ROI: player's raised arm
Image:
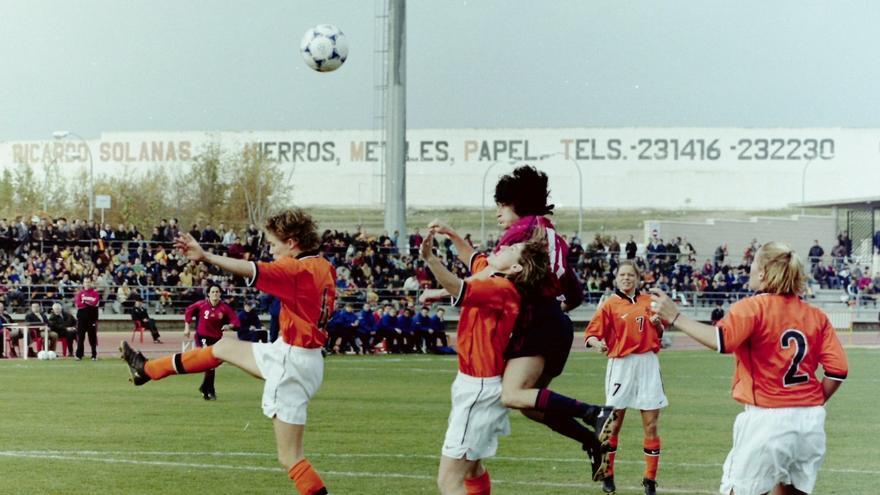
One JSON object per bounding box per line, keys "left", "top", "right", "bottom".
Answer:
{"left": 428, "top": 218, "right": 474, "bottom": 265}
{"left": 174, "top": 233, "right": 255, "bottom": 278}
{"left": 649, "top": 288, "right": 716, "bottom": 349}
{"left": 421, "top": 232, "right": 463, "bottom": 298}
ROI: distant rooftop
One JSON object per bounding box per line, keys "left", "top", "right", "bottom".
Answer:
{"left": 790, "top": 196, "right": 880, "bottom": 209}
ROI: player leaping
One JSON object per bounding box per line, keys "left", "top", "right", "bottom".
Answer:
{"left": 421, "top": 227, "right": 550, "bottom": 495}
{"left": 428, "top": 165, "right": 616, "bottom": 482}
{"left": 120, "top": 209, "right": 336, "bottom": 495}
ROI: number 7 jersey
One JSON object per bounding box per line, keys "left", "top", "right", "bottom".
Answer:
{"left": 716, "top": 293, "right": 848, "bottom": 408}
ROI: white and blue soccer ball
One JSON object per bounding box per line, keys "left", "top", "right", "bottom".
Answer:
{"left": 300, "top": 24, "right": 348, "bottom": 72}
{"left": 37, "top": 350, "right": 58, "bottom": 360}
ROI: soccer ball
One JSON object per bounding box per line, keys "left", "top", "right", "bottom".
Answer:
{"left": 37, "top": 350, "right": 48, "bottom": 360}
{"left": 47, "top": 350, "right": 58, "bottom": 360}
{"left": 300, "top": 24, "right": 348, "bottom": 72}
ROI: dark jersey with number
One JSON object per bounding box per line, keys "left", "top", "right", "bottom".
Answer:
{"left": 184, "top": 300, "right": 239, "bottom": 339}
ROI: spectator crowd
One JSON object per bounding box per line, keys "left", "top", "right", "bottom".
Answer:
{"left": 1, "top": 214, "right": 877, "bottom": 359}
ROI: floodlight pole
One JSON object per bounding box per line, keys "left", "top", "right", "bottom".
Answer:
{"left": 800, "top": 159, "right": 813, "bottom": 215}
{"left": 383, "top": 0, "right": 407, "bottom": 247}
{"left": 480, "top": 161, "right": 500, "bottom": 245}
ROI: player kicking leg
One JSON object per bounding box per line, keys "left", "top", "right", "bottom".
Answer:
{"left": 121, "top": 208, "right": 335, "bottom": 495}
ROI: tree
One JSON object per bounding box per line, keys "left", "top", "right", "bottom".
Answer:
{"left": 0, "top": 169, "right": 14, "bottom": 217}
{"left": 42, "top": 159, "right": 68, "bottom": 213}
{"left": 12, "top": 162, "right": 40, "bottom": 214}
{"left": 186, "top": 142, "right": 229, "bottom": 224}
{"left": 226, "top": 148, "right": 291, "bottom": 227}
{"left": 105, "top": 164, "right": 172, "bottom": 228}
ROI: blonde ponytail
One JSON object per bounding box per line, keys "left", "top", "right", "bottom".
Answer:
{"left": 758, "top": 241, "right": 806, "bottom": 295}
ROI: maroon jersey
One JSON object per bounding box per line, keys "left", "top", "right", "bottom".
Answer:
{"left": 184, "top": 300, "right": 240, "bottom": 339}
{"left": 75, "top": 288, "right": 101, "bottom": 309}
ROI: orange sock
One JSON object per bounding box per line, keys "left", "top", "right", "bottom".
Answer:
{"left": 606, "top": 435, "right": 619, "bottom": 477}
{"left": 643, "top": 436, "right": 661, "bottom": 480}
{"left": 144, "top": 346, "right": 222, "bottom": 380}
{"left": 288, "top": 459, "right": 327, "bottom": 495}
{"left": 463, "top": 470, "right": 491, "bottom": 495}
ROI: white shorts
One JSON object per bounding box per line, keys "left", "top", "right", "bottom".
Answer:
{"left": 441, "top": 373, "right": 510, "bottom": 461}
{"left": 604, "top": 352, "right": 668, "bottom": 410}
{"left": 252, "top": 339, "right": 324, "bottom": 425}
{"left": 720, "top": 405, "right": 826, "bottom": 495}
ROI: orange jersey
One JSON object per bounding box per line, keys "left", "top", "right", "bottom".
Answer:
{"left": 251, "top": 252, "right": 336, "bottom": 349}
{"left": 452, "top": 253, "right": 520, "bottom": 377}
{"left": 717, "top": 294, "right": 848, "bottom": 408}
{"left": 584, "top": 290, "right": 661, "bottom": 358}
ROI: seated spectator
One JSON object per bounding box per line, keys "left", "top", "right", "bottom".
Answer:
{"left": 710, "top": 301, "right": 725, "bottom": 325}
{"left": 427, "top": 307, "right": 449, "bottom": 351}
{"left": 376, "top": 306, "right": 402, "bottom": 353}
{"left": 412, "top": 306, "right": 433, "bottom": 353}
{"left": 131, "top": 297, "right": 163, "bottom": 344}
{"left": 325, "top": 303, "right": 359, "bottom": 354}
{"left": 355, "top": 303, "right": 378, "bottom": 354}
{"left": 396, "top": 307, "right": 415, "bottom": 353}
{"left": 0, "top": 302, "right": 13, "bottom": 358}
{"left": 236, "top": 300, "right": 267, "bottom": 343}
{"left": 115, "top": 281, "right": 133, "bottom": 314}
{"left": 47, "top": 302, "right": 77, "bottom": 354}
{"left": 13, "top": 302, "right": 49, "bottom": 357}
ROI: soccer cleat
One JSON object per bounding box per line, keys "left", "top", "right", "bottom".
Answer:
{"left": 582, "top": 439, "right": 608, "bottom": 482}
{"left": 602, "top": 475, "right": 616, "bottom": 494}
{"left": 119, "top": 341, "right": 151, "bottom": 386}
{"left": 593, "top": 407, "right": 619, "bottom": 447}
{"left": 642, "top": 477, "right": 657, "bottom": 495}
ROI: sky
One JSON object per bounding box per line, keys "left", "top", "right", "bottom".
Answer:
{"left": 1, "top": 0, "right": 880, "bottom": 142}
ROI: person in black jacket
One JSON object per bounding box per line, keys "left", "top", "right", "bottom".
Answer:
{"left": 236, "top": 300, "right": 267, "bottom": 343}
{"left": 131, "top": 298, "right": 162, "bottom": 344}
{"left": 47, "top": 303, "right": 77, "bottom": 355}
{"left": 0, "top": 302, "right": 13, "bottom": 358}
{"left": 710, "top": 301, "right": 725, "bottom": 325}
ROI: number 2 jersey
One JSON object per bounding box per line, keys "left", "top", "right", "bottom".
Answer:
{"left": 716, "top": 293, "right": 848, "bottom": 408}
{"left": 184, "top": 300, "right": 240, "bottom": 339}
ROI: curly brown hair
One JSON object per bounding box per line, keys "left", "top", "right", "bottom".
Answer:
{"left": 264, "top": 208, "right": 321, "bottom": 252}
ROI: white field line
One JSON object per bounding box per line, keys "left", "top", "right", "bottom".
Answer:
{"left": 0, "top": 450, "right": 717, "bottom": 494}
{"left": 1, "top": 450, "right": 876, "bottom": 476}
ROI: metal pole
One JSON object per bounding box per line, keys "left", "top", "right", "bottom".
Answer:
{"left": 800, "top": 159, "right": 813, "bottom": 215}
{"left": 568, "top": 158, "right": 584, "bottom": 241}
{"left": 481, "top": 161, "right": 499, "bottom": 245}
{"left": 383, "top": 0, "right": 407, "bottom": 247}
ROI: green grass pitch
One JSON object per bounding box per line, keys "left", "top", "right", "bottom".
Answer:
{"left": 1, "top": 347, "right": 876, "bottom": 494}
